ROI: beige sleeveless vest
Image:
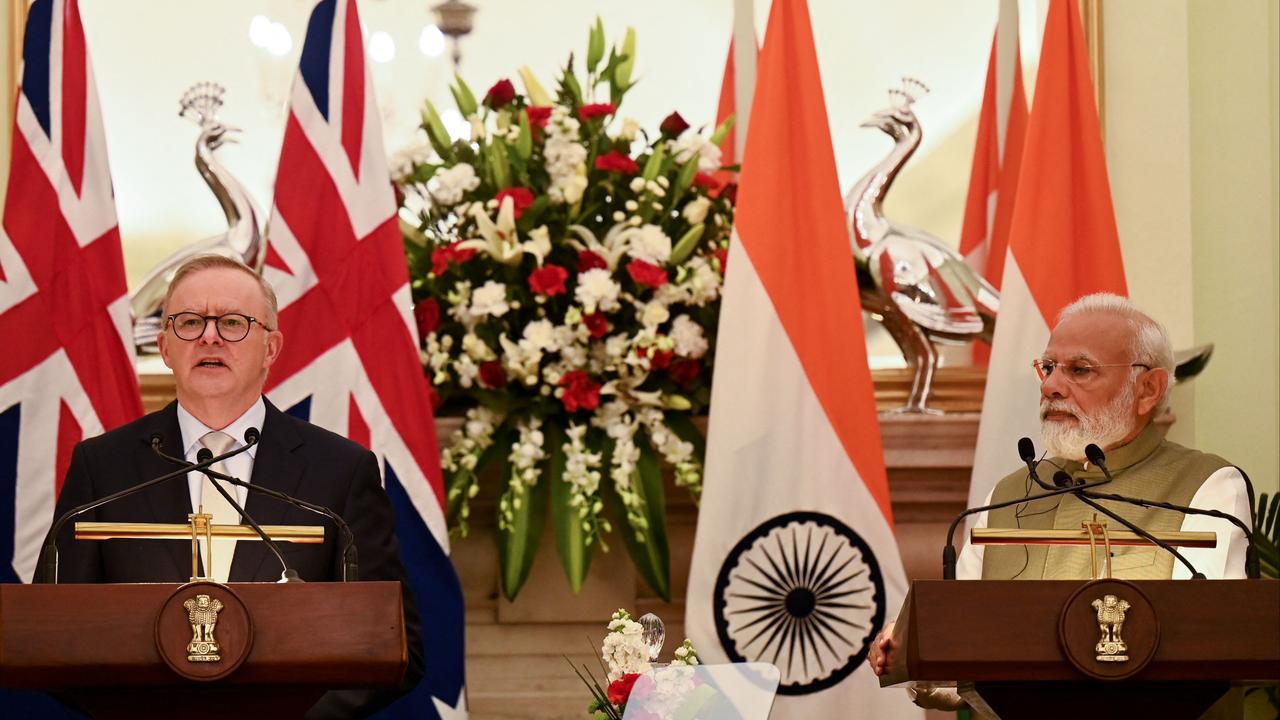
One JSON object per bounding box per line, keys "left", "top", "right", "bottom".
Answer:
{"left": 980, "top": 422, "right": 1230, "bottom": 580}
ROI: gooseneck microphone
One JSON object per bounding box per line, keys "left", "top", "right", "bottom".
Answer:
{"left": 152, "top": 429, "right": 359, "bottom": 582}
{"left": 1056, "top": 470, "right": 1261, "bottom": 579}
{"left": 36, "top": 431, "right": 260, "bottom": 584}
{"left": 192, "top": 442, "right": 301, "bottom": 584}
{"left": 1018, "top": 437, "right": 1054, "bottom": 491}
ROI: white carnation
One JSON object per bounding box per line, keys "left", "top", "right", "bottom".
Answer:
{"left": 627, "top": 224, "right": 673, "bottom": 265}
{"left": 574, "top": 268, "right": 621, "bottom": 313}
{"left": 640, "top": 300, "right": 670, "bottom": 328}
{"left": 470, "top": 281, "right": 510, "bottom": 318}
{"left": 429, "top": 163, "right": 480, "bottom": 206}
{"left": 671, "top": 130, "right": 723, "bottom": 174}
{"left": 682, "top": 196, "right": 711, "bottom": 225}
{"left": 521, "top": 319, "right": 558, "bottom": 353}
{"left": 670, "top": 314, "right": 708, "bottom": 358}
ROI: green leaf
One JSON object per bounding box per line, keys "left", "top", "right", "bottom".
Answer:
{"left": 641, "top": 143, "right": 666, "bottom": 182}
{"left": 604, "top": 434, "right": 670, "bottom": 600}
{"left": 515, "top": 109, "right": 533, "bottom": 160}
{"left": 669, "top": 223, "right": 705, "bottom": 265}
{"left": 450, "top": 75, "right": 479, "bottom": 119}
{"left": 550, "top": 425, "right": 594, "bottom": 592}
{"left": 486, "top": 138, "right": 512, "bottom": 190}
{"left": 497, "top": 451, "right": 550, "bottom": 601}
{"left": 709, "top": 113, "right": 736, "bottom": 146}
{"left": 420, "top": 100, "right": 454, "bottom": 161}
{"left": 586, "top": 17, "right": 605, "bottom": 74}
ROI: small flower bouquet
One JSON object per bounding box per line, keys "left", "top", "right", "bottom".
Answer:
{"left": 570, "top": 609, "right": 701, "bottom": 720}
{"left": 394, "top": 19, "right": 736, "bottom": 600}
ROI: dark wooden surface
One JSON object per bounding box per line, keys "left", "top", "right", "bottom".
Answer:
{"left": 886, "top": 579, "right": 1280, "bottom": 685}
{"left": 0, "top": 581, "right": 407, "bottom": 689}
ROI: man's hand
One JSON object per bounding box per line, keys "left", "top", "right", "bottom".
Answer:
{"left": 867, "top": 620, "right": 896, "bottom": 676}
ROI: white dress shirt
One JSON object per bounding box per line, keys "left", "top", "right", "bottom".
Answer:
{"left": 955, "top": 466, "right": 1252, "bottom": 580}
{"left": 177, "top": 397, "right": 266, "bottom": 513}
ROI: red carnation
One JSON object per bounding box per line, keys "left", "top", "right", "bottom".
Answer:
{"left": 626, "top": 259, "right": 669, "bottom": 289}
{"left": 413, "top": 298, "right": 440, "bottom": 337}
{"left": 660, "top": 111, "right": 690, "bottom": 136}
{"left": 719, "top": 182, "right": 739, "bottom": 204}
{"left": 648, "top": 349, "right": 673, "bottom": 371}
{"left": 558, "top": 370, "right": 601, "bottom": 413}
{"left": 431, "top": 242, "right": 477, "bottom": 275}
{"left": 582, "top": 312, "right": 609, "bottom": 339}
{"left": 577, "top": 250, "right": 609, "bottom": 272}
{"left": 607, "top": 673, "right": 641, "bottom": 706}
{"left": 595, "top": 150, "right": 639, "bottom": 176}
{"left": 670, "top": 358, "right": 701, "bottom": 386}
{"left": 495, "top": 186, "right": 535, "bottom": 218}
{"left": 484, "top": 79, "right": 516, "bottom": 109}
{"left": 693, "top": 172, "right": 720, "bottom": 191}
{"left": 528, "top": 264, "right": 569, "bottom": 297}
{"left": 525, "top": 106, "right": 552, "bottom": 130}
{"left": 578, "top": 102, "right": 616, "bottom": 121}
{"left": 478, "top": 360, "right": 508, "bottom": 389}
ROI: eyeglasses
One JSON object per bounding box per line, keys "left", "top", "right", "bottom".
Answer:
{"left": 166, "top": 312, "right": 273, "bottom": 342}
{"left": 1032, "top": 359, "right": 1151, "bottom": 386}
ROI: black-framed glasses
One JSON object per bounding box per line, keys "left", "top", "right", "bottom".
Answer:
{"left": 166, "top": 312, "right": 273, "bottom": 342}
{"left": 1032, "top": 358, "right": 1151, "bottom": 387}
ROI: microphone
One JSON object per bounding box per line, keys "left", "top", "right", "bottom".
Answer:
{"left": 1054, "top": 469, "right": 1260, "bottom": 579}
{"left": 1085, "top": 443, "right": 1109, "bottom": 477}
{"left": 942, "top": 474, "right": 1114, "bottom": 580}
{"left": 153, "top": 430, "right": 359, "bottom": 582}
{"left": 1018, "top": 437, "right": 1055, "bottom": 491}
{"left": 194, "top": 444, "right": 301, "bottom": 584}
{"left": 37, "top": 431, "right": 259, "bottom": 584}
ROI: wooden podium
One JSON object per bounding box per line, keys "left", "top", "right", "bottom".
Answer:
{"left": 881, "top": 580, "right": 1280, "bottom": 720}
{"left": 0, "top": 581, "right": 409, "bottom": 719}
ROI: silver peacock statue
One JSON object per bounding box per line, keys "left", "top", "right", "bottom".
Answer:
{"left": 846, "top": 79, "right": 999, "bottom": 413}
{"left": 130, "top": 83, "right": 266, "bottom": 353}
{"left": 846, "top": 79, "right": 1212, "bottom": 412}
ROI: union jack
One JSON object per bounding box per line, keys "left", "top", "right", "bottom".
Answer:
{"left": 0, "top": 0, "right": 141, "bottom": 586}
{"left": 262, "top": 1, "right": 465, "bottom": 717}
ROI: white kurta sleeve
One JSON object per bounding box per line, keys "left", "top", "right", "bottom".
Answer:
{"left": 1172, "top": 466, "right": 1252, "bottom": 580}
{"left": 954, "top": 487, "right": 995, "bottom": 580}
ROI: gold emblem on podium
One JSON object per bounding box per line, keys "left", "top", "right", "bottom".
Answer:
{"left": 1090, "top": 593, "right": 1131, "bottom": 662}
{"left": 184, "top": 594, "right": 225, "bottom": 662}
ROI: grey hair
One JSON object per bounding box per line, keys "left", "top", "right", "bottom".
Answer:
{"left": 1057, "top": 293, "right": 1174, "bottom": 409}
{"left": 162, "top": 254, "right": 279, "bottom": 328}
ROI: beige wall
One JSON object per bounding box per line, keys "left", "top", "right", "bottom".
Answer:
{"left": 1103, "top": 0, "right": 1280, "bottom": 499}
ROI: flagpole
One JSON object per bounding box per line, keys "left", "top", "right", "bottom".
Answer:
{"left": 731, "top": 0, "right": 755, "bottom": 160}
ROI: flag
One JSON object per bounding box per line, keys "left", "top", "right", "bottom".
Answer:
{"left": 957, "top": 0, "right": 1027, "bottom": 365}
{"left": 1, "top": 0, "right": 140, "bottom": 714}
{"left": 261, "top": 1, "right": 465, "bottom": 717}
{"left": 685, "top": 0, "right": 917, "bottom": 716}
{"left": 967, "top": 0, "right": 1128, "bottom": 513}
{"left": 1, "top": 0, "right": 141, "bottom": 584}
{"left": 712, "top": 36, "right": 755, "bottom": 190}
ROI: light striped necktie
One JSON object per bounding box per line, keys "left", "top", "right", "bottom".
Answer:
{"left": 198, "top": 430, "right": 239, "bottom": 583}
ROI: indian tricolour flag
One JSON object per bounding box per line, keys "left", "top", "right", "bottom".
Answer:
{"left": 684, "top": 0, "right": 917, "bottom": 717}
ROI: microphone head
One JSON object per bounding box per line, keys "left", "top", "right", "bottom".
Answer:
{"left": 197, "top": 448, "right": 214, "bottom": 463}
{"left": 1017, "top": 437, "right": 1037, "bottom": 464}
{"left": 244, "top": 427, "right": 260, "bottom": 445}
{"left": 1052, "top": 470, "right": 1074, "bottom": 488}
{"left": 148, "top": 432, "right": 164, "bottom": 448}
{"left": 1085, "top": 443, "right": 1106, "bottom": 466}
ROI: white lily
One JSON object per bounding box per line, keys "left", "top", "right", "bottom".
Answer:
{"left": 458, "top": 196, "right": 523, "bottom": 265}
{"left": 566, "top": 221, "right": 632, "bottom": 270}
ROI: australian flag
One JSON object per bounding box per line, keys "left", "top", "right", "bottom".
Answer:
{"left": 261, "top": 0, "right": 466, "bottom": 716}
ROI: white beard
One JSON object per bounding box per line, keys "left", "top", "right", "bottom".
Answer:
{"left": 1040, "top": 382, "right": 1136, "bottom": 461}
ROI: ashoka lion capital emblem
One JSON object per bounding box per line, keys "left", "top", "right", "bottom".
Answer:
{"left": 184, "top": 594, "right": 225, "bottom": 662}
{"left": 1091, "top": 593, "right": 1131, "bottom": 662}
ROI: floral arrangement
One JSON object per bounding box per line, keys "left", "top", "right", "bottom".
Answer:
{"left": 394, "top": 19, "right": 736, "bottom": 600}
{"left": 569, "top": 609, "right": 701, "bottom": 720}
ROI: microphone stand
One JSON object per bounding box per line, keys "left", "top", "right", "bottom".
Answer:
{"left": 152, "top": 437, "right": 359, "bottom": 582}
{"left": 36, "top": 435, "right": 258, "bottom": 584}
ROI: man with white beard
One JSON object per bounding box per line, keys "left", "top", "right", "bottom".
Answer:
{"left": 867, "top": 293, "right": 1251, "bottom": 711}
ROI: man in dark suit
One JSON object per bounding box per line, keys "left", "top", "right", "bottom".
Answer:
{"left": 45, "top": 254, "right": 423, "bottom": 718}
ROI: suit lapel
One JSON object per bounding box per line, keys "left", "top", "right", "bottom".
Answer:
{"left": 134, "top": 402, "right": 195, "bottom": 580}
{"left": 231, "top": 399, "right": 306, "bottom": 582}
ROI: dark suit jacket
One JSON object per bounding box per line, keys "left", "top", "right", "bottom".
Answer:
{"left": 46, "top": 398, "right": 425, "bottom": 718}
